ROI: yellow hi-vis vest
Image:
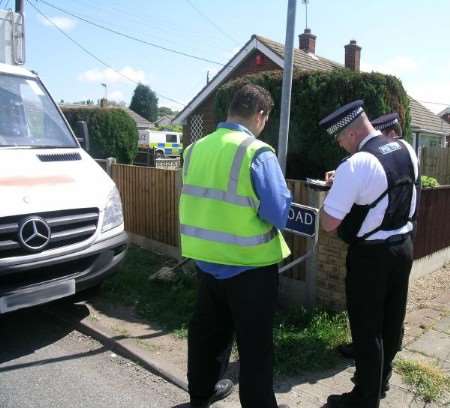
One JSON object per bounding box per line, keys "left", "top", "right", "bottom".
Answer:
{"left": 179, "top": 128, "right": 290, "bottom": 267}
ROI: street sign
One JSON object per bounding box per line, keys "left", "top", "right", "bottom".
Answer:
{"left": 284, "top": 203, "right": 319, "bottom": 238}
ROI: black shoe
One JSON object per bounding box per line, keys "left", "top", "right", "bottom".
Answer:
{"left": 337, "top": 343, "right": 355, "bottom": 359}
{"left": 209, "top": 379, "right": 233, "bottom": 404}
{"left": 326, "top": 391, "right": 362, "bottom": 407}
{"left": 190, "top": 379, "right": 233, "bottom": 408}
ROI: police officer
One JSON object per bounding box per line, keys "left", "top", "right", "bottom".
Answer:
{"left": 372, "top": 112, "right": 403, "bottom": 139}
{"left": 319, "top": 100, "right": 418, "bottom": 408}
{"left": 179, "top": 84, "right": 291, "bottom": 408}
{"left": 336, "top": 111, "right": 405, "bottom": 361}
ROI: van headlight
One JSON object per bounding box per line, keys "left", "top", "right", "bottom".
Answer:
{"left": 102, "top": 186, "right": 124, "bottom": 232}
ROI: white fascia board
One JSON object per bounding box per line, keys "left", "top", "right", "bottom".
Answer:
{"left": 174, "top": 38, "right": 286, "bottom": 125}
{"left": 412, "top": 127, "right": 449, "bottom": 137}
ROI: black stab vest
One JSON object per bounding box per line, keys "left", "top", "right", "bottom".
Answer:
{"left": 337, "top": 136, "right": 416, "bottom": 245}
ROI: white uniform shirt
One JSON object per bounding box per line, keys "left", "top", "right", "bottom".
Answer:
{"left": 323, "top": 131, "right": 419, "bottom": 240}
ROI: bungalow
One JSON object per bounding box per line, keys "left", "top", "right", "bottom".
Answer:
{"left": 410, "top": 98, "right": 450, "bottom": 148}
{"left": 174, "top": 30, "right": 450, "bottom": 151}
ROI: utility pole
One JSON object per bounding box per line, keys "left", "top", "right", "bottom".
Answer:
{"left": 277, "top": 0, "right": 297, "bottom": 175}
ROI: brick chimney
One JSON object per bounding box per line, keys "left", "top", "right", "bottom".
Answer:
{"left": 299, "top": 28, "right": 316, "bottom": 54}
{"left": 345, "top": 40, "right": 361, "bottom": 72}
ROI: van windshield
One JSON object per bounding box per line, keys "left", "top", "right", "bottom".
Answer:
{"left": 0, "top": 74, "right": 77, "bottom": 148}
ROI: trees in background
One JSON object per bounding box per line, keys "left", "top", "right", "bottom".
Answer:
{"left": 130, "top": 84, "right": 158, "bottom": 122}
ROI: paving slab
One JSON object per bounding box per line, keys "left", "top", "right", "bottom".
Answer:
{"left": 407, "top": 329, "right": 450, "bottom": 362}
{"left": 434, "top": 316, "right": 450, "bottom": 334}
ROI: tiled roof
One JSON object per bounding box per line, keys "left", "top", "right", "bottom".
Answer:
{"left": 255, "top": 35, "right": 343, "bottom": 72}
{"left": 409, "top": 97, "right": 450, "bottom": 135}
{"left": 122, "top": 107, "right": 155, "bottom": 129}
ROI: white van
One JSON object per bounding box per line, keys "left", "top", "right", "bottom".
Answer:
{"left": 0, "top": 11, "right": 127, "bottom": 314}
{"left": 138, "top": 129, "right": 183, "bottom": 158}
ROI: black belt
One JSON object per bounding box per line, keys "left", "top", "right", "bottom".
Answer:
{"left": 354, "top": 233, "right": 410, "bottom": 246}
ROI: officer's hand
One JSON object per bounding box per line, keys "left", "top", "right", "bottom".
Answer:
{"left": 325, "top": 170, "right": 335, "bottom": 185}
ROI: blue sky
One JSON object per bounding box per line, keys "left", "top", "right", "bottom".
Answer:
{"left": 20, "top": 0, "right": 450, "bottom": 114}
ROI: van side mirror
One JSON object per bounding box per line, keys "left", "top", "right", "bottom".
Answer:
{"left": 75, "top": 121, "right": 90, "bottom": 152}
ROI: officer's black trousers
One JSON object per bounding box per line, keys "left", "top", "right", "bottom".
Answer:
{"left": 346, "top": 236, "right": 413, "bottom": 408}
{"left": 188, "top": 265, "right": 279, "bottom": 408}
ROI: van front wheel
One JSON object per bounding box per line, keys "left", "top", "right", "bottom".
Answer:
{"left": 155, "top": 151, "right": 164, "bottom": 159}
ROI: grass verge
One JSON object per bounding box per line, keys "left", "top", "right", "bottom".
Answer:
{"left": 395, "top": 359, "right": 450, "bottom": 403}
{"left": 274, "top": 308, "right": 349, "bottom": 375}
{"left": 101, "top": 245, "right": 197, "bottom": 338}
{"left": 102, "top": 246, "right": 349, "bottom": 374}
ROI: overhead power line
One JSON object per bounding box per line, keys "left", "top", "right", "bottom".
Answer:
{"left": 33, "top": 0, "right": 225, "bottom": 67}
{"left": 27, "top": 1, "right": 185, "bottom": 106}
{"left": 185, "top": 0, "right": 240, "bottom": 45}
{"left": 418, "top": 100, "right": 450, "bottom": 107}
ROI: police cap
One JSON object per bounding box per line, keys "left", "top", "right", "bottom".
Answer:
{"left": 372, "top": 112, "right": 400, "bottom": 132}
{"left": 319, "top": 100, "right": 365, "bottom": 137}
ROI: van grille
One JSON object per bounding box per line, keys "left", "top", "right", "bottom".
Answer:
{"left": 0, "top": 208, "right": 99, "bottom": 258}
{"left": 37, "top": 153, "right": 82, "bottom": 162}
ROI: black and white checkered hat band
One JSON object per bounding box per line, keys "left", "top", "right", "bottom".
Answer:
{"left": 374, "top": 118, "right": 399, "bottom": 131}
{"left": 326, "top": 106, "right": 364, "bottom": 135}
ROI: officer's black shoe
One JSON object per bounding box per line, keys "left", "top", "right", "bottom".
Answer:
{"left": 209, "top": 379, "right": 233, "bottom": 404}
{"left": 190, "top": 379, "right": 234, "bottom": 408}
{"left": 337, "top": 343, "right": 355, "bottom": 359}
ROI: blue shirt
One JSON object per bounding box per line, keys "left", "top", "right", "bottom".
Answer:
{"left": 196, "top": 122, "right": 292, "bottom": 279}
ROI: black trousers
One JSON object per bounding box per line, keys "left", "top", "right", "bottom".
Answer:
{"left": 188, "top": 264, "right": 279, "bottom": 408}
{"left": 346, "top": 236, "right": 413, "bottom": 408}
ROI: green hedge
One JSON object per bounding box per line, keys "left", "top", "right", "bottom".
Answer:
{"left": 62, "top": 108, "right": 138, "bottom": 164}
{"left": 215, "top": 69, "right": 411, "bottom": 179}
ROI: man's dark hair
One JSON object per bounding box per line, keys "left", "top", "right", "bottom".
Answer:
{"left": 386, "top": 122, "right": 403, "bottom": 138}
{"left": 228, "top": 84, "right": 274, "bottom": 118}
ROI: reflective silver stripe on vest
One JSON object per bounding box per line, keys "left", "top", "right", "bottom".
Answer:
{"left": 182, "top": 135, "right": 261, "bottom": 209}
{"left": 228, "top": 136, "right": 256, "bottom": 194}
{"left": 182, "top": 184, "right": 258, "bottom": 208}
{"left": 180, "top": 224, "right": 277, "bottom": 246}
{"left": 183, "top": 143, "right": 195, "bottom": 177}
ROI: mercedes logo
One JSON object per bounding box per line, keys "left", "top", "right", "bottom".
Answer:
{"left": 18, "top": 216, "right": 51, "bottom": 252}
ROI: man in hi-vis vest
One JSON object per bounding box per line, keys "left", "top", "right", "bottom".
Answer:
{"left": 179, "top": 84, "right": 292, "bottom": 408}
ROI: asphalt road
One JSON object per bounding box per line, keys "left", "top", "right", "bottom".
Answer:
{"left": 0, "top": 304, "right": 188, "bottom": 408}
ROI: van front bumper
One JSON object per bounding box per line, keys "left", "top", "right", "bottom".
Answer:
{"left": 0, "top": 231, "right": 128, "bottom": 313}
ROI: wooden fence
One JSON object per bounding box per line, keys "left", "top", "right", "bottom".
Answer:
{"left": 111, "top": 164, "right": 180, "bottom": 248}
{"left": 414, "top": 186, "right": 450, "bottom": 259}
{"left": 421, "top": 147, "right": 450, "bottom": 185}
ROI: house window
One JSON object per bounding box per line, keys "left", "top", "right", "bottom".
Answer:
{"left": 190, "top": 114, "right": 203, "bottom": 143}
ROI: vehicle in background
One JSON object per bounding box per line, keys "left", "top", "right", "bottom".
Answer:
{"left": 138, "top": 129, "right": 183, "bottom": 158}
